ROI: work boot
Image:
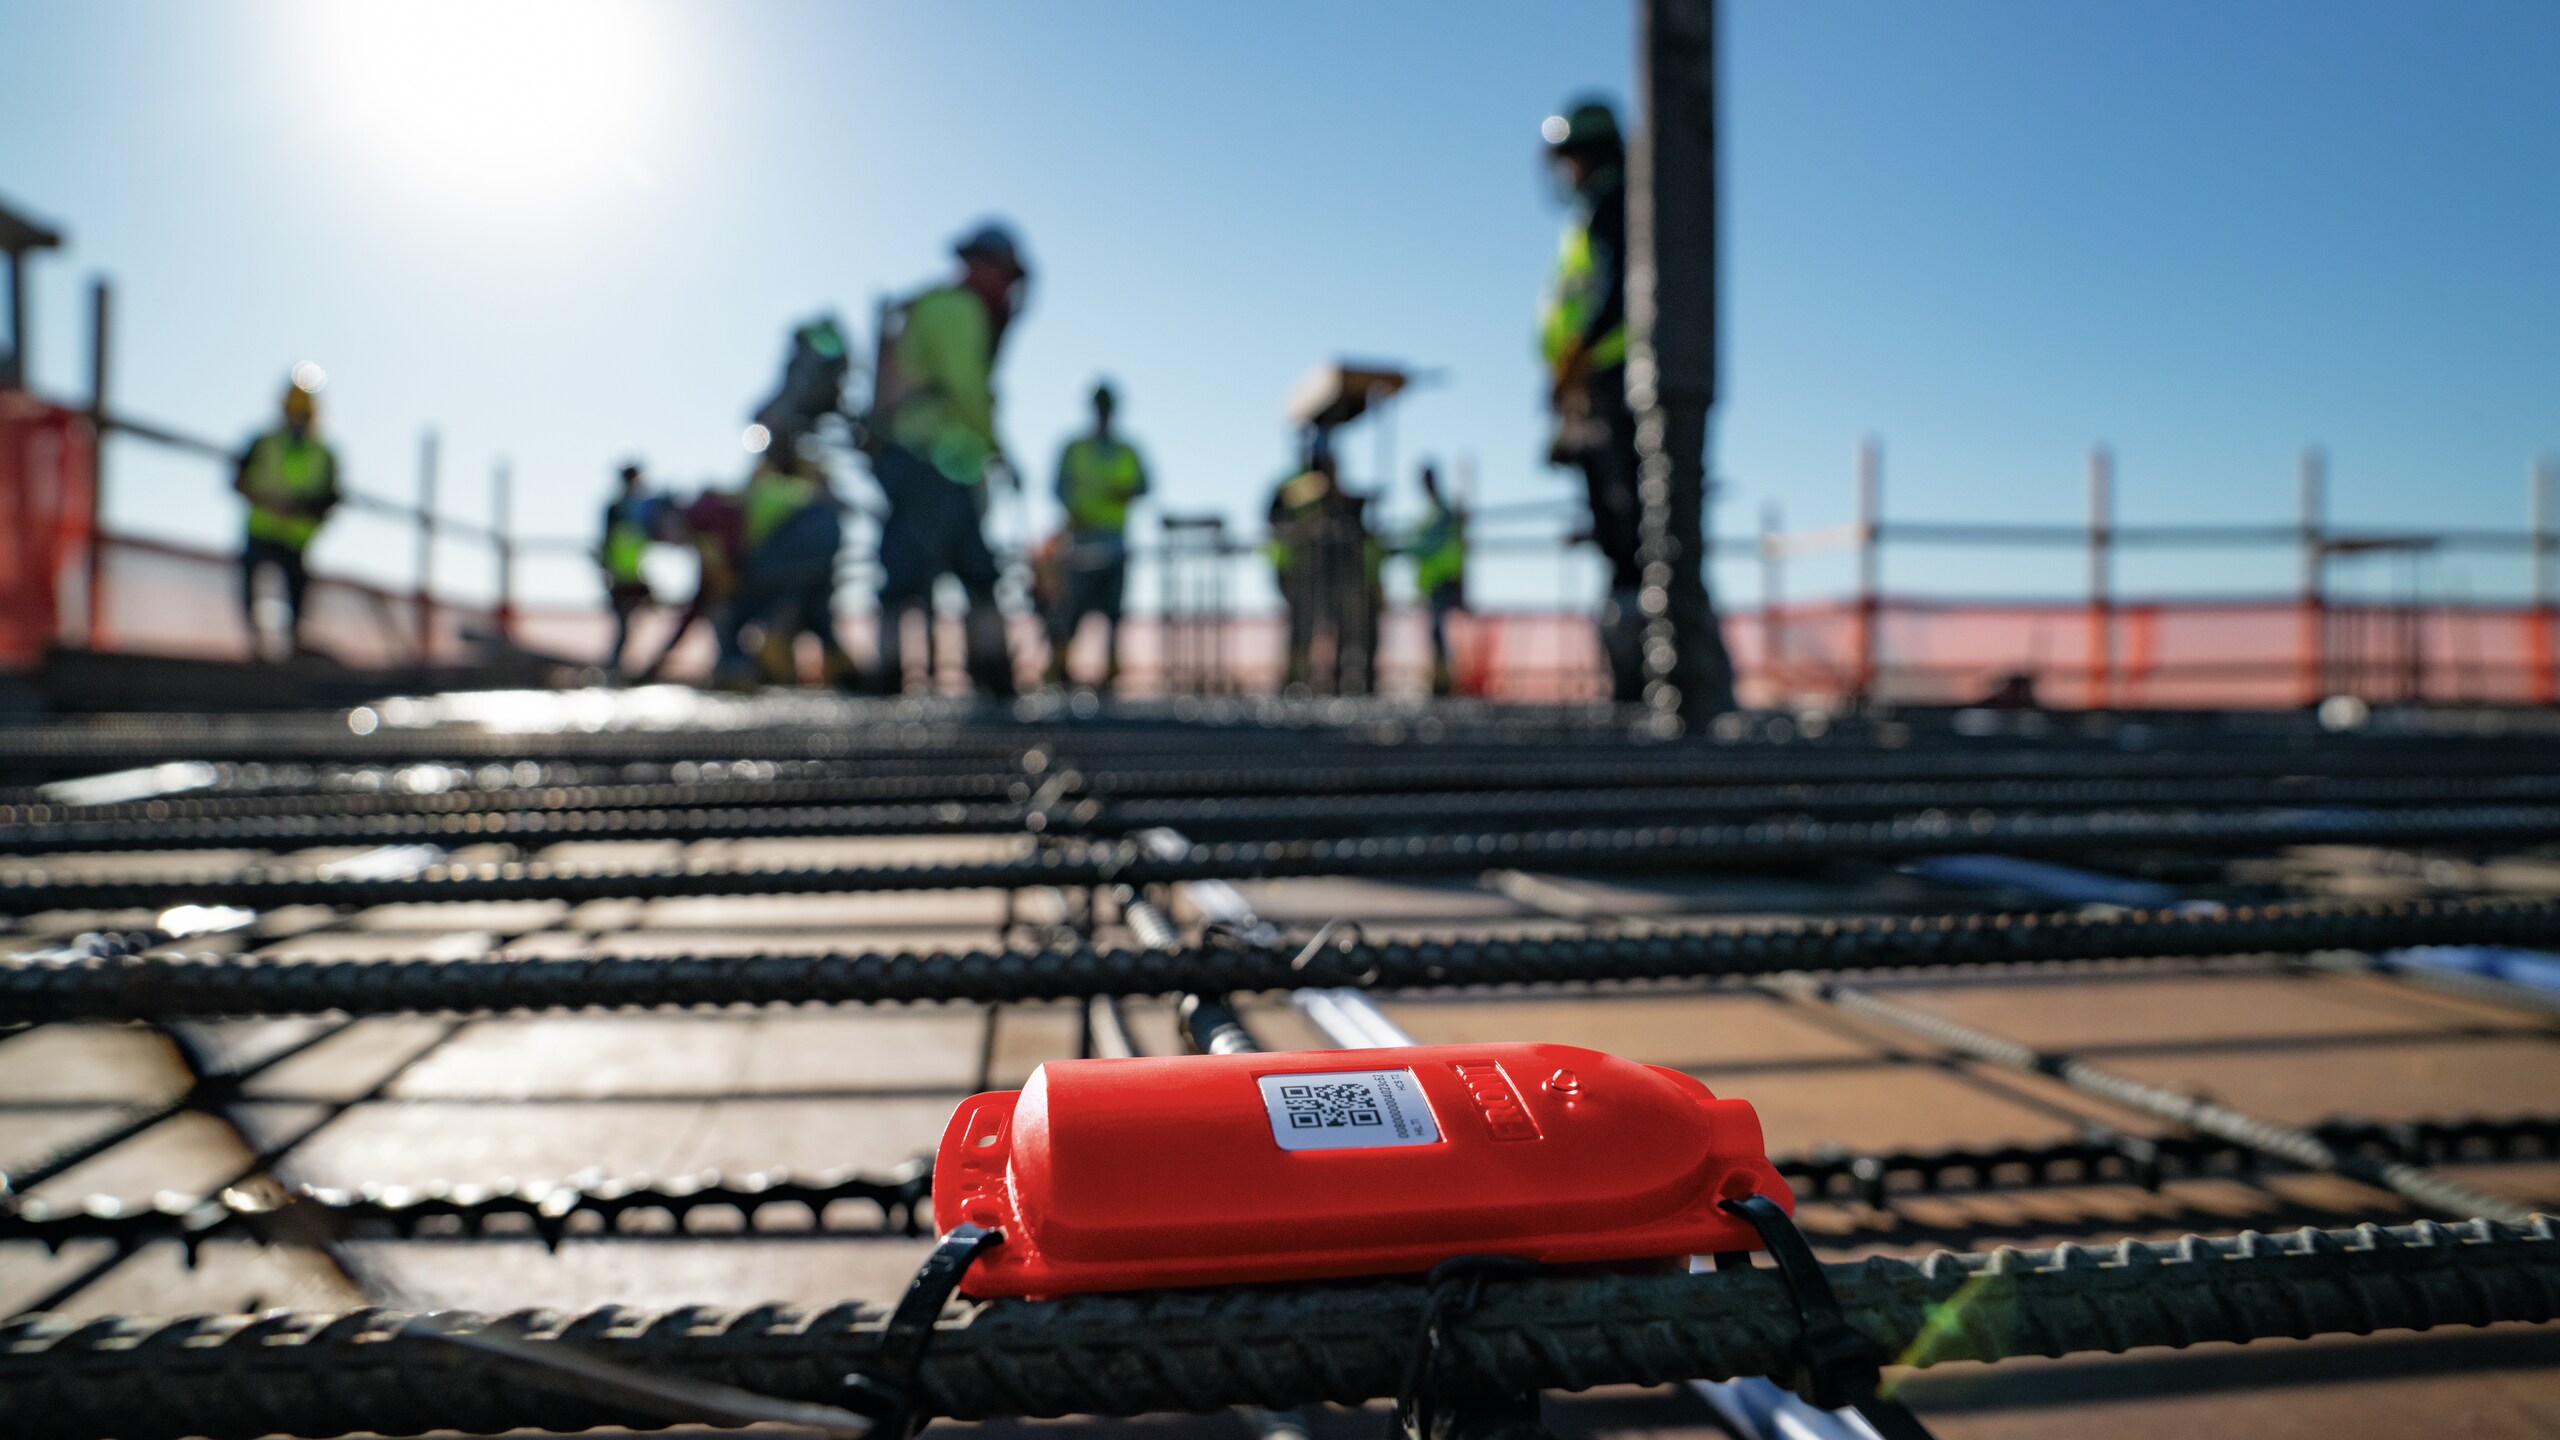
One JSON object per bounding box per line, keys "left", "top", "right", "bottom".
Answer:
{"left": 964, "top": 605, "right": 1016, "bottom": 699}
{"left": 757, "top": 629, "right": 797, "bottom": 685}
{"left": 872, "top": 606, "right": 908, "bottom": 696}
{"left": 821, "top": 647, "right": 866, "bottom": 694}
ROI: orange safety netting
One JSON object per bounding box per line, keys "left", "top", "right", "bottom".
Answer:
{"left": 7, "top": 511, "right": 2554, "bottom": 708}
{"left": 0, "top": 395, "right": 93, "bottom": 668}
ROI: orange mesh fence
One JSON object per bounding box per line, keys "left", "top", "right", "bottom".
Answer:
{"left": 11, "top": 519, "right": 2556, "bottom": 708}
{"left": 0, "top": 396, "right": 92, "bottom": 668}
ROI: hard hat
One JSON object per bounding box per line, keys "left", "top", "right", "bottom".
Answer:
{"left": 1541, "top": 98, "right": 1622, "bottom": 152}
{"left": 798, "top": 315, "right": 848, "bottom": 359}
{"left": 954, "top": 221, "right": 1029, "bottom": 276}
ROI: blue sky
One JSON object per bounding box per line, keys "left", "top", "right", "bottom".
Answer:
{"left": 2, "top": 0, "right": 2553, "bottom": 610}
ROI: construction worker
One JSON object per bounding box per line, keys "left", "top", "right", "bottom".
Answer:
{"left": 863, "top": 223, "right": 1029, "bottom": 697}
{"left": 721, "top": 452, "right": 856, "bottom": 688}
{"left": 1043, "top": 380, "right": 1151, "bottom": 689}
{"left": 1539, "top": 97, "right": 1645, "bottom": 702}
{"left": 752, "top": 315, "right": 852, "bottom": 468}
{"left": 1265, "top": 437, "right": 1378, "bottom": 695}
{"left": 599, "top": 461, "right": 656, "bottom": 675}
{"left": 1405, "top": 462, "right": 1468, "bottom": 696}
{"left": 631, "top": 487, "right": 743, "bottom": 684}
{"left": 1540, "top": 96, "right": 1734, "bottom": 711}
{"left": 232, "top": 375, "right": 341, "bottom": 657}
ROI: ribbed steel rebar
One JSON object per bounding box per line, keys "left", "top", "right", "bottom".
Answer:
{"left": 8, "top": 804, "right": 2560, "bottom": 914}
{"left": 16, "top": 737, "right": 2560, "bottom": 820}
{"left": 16, "top": 772, "right": 2560, "bottom": 854}
{"left": 1823, "top": 987, "right": 2548, "bottom": 1225}
{"left": 1, "top": 1218, "right": 2550, "bottom": 1440}
{"left": 15, "top": 1116, "right": 2556, "bottom": 1259}
{"left": 9, "top": 896, "right": 2559, "bottom": 1023}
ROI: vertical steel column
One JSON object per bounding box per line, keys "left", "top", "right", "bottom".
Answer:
{"left": 1853, "top": 437, "right": 1882, "bottom": 702}
{"left": 2087, "top": 446, "right": 2114, "bottom": 709}
{"left": 83, "top": 279, "right": 111, "bottom": 649}
{"left": 2532, "top": 454, "right": 2556, "bottom": 705}
{"left": 492, "top": 458, "right": 515, "bottom": 644}
{"left": 414, "top": 431, "right": 439, "bottom": 666}
{"left": 1, "top": 248, "right": 23, "bottom": 390}
{"left": 2298, "top": 446, "right": 2326, "bottom": 705}
{"left": 1628, "top": 0, "right": 1735, "bottom": 728}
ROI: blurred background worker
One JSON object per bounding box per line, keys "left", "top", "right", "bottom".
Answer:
{"left": 1538, "top": 97, "right": 1647, "bottom": 704}
{"left": 232, "top": 371, "right": 341, "bottom": 658}
{"left": 598, "top": 460, "right": 656, "bottom": 675}
{"left": 1404, "top": 461, "right": 1468, "bottom": 696}
{"left": 632, "top": 486, "right": 743, "bottom": 684}
{"left": 752, "top": 315, "right": 852, "bottom": 468}
{"left": 1042, "top": 380, "right": 1151, "bottom": 689}
{"left": 723, "top": 451, "right": 855, "bottom": 688}
{"left": 862, "top": 222, "right": 1029, "bottom": 698}
{"left": 1265, "top": 437, "right": 1379, "bottom": 695}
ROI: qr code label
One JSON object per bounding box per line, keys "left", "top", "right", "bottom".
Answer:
{"left": 1256, "top": 1068, "right": 1442, "bottom": 1151}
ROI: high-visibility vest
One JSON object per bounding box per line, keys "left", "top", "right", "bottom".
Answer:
{"left": 880, "top": 286, "right": 999, "bottom": 484}
{"left": 1539, "top": 203, "right": 1627, "bottom": 380}
{"left": 1411, "top": 500, "right": 1466, "bottom": 594}
{"left": 241, "top": 430, "right": 337, "bottom": 550}
{"left": 603, "top": 496, "right": 650, "bottom": 582}
{"left": 1060, "top": 436, "right": 1145, "bottom": 534}
{"left": 743, "top": 467, "right": 823, "bottom": 551}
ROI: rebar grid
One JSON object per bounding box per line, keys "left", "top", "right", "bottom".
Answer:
{"left": 0, "top": 1217, "right": 2549, "bottom": 1440}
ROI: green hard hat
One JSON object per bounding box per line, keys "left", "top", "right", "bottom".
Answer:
{"left": 1541, "top": 98, "right": 1621, "bottom": 152}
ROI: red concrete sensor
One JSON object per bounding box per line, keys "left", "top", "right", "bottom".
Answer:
{"left": 933, "top": 1041, "right": 1792, "bottom": 1297}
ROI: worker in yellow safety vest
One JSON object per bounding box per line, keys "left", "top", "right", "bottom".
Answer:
{"left": 717, "top": 452, "right": 855, "bottom": 689}
{"left": 1404, "top": 461, "right": 1468, "bottom": 696}
{"left": 1537, "top": 96, "right": 1648, "bottom": 703}
{"left": 1042, "top": 381, "right": 1151, "bottom": 689}
{"left": 861, "top": 222, "right": 1030, "bottom": 697}
{"left": 1539, "top": 95, "right": 1733, "bottom": 711}
{"left": 232, "top": 377, "right": 341, "bottom": 657}
{"left": 1265, "top": 438, "right": 1381, "bottom": 695}
{"left": 598, "top": 461, "right": 657, "bottom": 676}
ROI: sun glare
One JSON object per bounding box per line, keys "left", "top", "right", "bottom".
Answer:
{"left": 300, "top": 1, "right": 670, "bottom": 220}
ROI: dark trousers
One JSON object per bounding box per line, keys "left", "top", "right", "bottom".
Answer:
{"left": 1046, "top": 534, "right": 1129, "bottom": 683}
{"left": 1426, "top": 583, "right": 1464, "bottom": 681}
{"left": 606, "top": 580, "right": 652, "bottom": 673}
{"left": 870, "top": 444, "right": 1012, "bottom": 696}
{"left": 719, "top": 505, "right": 844, "bottom": 680}
{"left": 1572, "top": 370, "right": 1734, "bottom": 710}
{"left": 241, "top": 536, "right": 311, "bottom": 652}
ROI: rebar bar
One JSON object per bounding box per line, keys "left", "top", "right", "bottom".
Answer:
{"left": 8, "top": 804, "right": 2560, "bottom": 914}
{"left": 17, "top": 771, "right": 2560, "bottom": 854}
{"left": 0, "top": 1217, "right": 2549, "bottom": 1440}
{"left": 10, "top": 896, "right": 2559, "bottom": 1023}
{"left": 15, "top": 1116, "right": 2553, "bottom": 1260}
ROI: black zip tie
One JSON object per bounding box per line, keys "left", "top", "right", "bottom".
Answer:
{"left": 1718, "top": 1194, "right": 1939, "bottom": 1440}
{"left": 842, "top": 1223, "right": 1004, "bottom": 1438}
{"left": 1393, "top": 1254, "right": 1548, "bottom": 1440}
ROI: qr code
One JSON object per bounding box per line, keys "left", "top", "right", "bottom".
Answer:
{"left": 1277, "top": 1080, "right": 1385, "bottom": 1130}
